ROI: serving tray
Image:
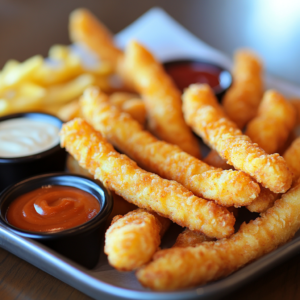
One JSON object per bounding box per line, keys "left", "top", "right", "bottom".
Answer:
{"left": 1, "top": 7, "right": 300, "bottom": 300}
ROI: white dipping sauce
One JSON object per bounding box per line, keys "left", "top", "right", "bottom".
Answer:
{"left": 0, "top": 118, "right": 60, "bottom": 158}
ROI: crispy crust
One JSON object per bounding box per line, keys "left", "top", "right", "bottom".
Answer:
{"left": 222, "top": 49, "right": 263, "bottom": 129}
{"left": 136, "top": 181, "right": 300, "bottom": 290}
{"left": 60, "top": 118, "right": 235, "bottom": 239}
{"left": 173, "top": 228, "right": 214, "bottom": 248}
{"left": 120, "top": 41, "right": 201, "bottom": 159}
{"left": 283, "top": 137, "right": 300, "bottom": 182}
{"left": 104, "top": 208, "right": 167, "bottom": 271}
{"left": 80, "top": 87, "right": 260, "bottom": 207}
{"left": 246, "top": 187, "right": 280, "bottom": 213}
{"left": 246, "top": 90, "right": 296, "bottom": 154}
{"left": 182, "top": 84, "right": 292, "bottom": 193}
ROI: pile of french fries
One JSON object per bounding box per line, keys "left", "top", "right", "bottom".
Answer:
{"left": 5, "top": 8, "right": 300, "bottom": 292}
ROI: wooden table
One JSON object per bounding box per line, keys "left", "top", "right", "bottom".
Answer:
{"left": 0, "top": 246, "right": 299, "bottom": 300}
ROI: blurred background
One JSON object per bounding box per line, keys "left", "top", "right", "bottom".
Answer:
{"left": 0, "top": 0, "right": 300, "bottom": 85}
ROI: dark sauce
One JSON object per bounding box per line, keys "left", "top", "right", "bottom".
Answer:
{"left": 164, "top": 60, "right": 232, "bottom": 101}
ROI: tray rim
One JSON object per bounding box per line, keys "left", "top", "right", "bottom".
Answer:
{"left": 1, "top": 222, "right": 300, "bottom": 300}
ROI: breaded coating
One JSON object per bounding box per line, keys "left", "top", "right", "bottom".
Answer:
{"left": 60, "top": 118, "right": 235, "bottom": 239}
{"left": 204, "top": 150, "right": 232, "bottom": 170}
{"left": 246, "top": 187, "right": 280, "bottom": 213}
{"left": 222, "top": 49, "right": 263, "bottom": 129}
{"left": 283, "top": 137, "right": 300, "bottom": 182}
{"left": 182, "top": 84, "right": 292, "bottom": 193}
{"left": 109, "top": 92, "right": 146, "bottom": 125}
{"left": 104, "top": 208, "right": 170, "bottom": 271}
{"left": 121, "top": 40, "right": 201, "bottom": 159}
{"left": 246, "top": 90, "right": 296, "bottom": 154}
{"left": 173, "top": 228, "right": 214, "bottom": 248}
{"left": 136, "top": 181, "right": 300, "bottom": 291}
{"left": 81, "top": 87, "right": 260, "bottom": 207}
{"left": 69, "top": 9, "right": 123, "bottom": 70}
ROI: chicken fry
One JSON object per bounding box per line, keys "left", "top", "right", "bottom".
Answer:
{"left": 81, "top": 87, "right": 260, "bottom": 207}
{"left": 283, "top": 137, "right": 300, "bottom": 182}
{"left": 222, "top": 49, "right": 263, "bottom": 129}
{"left": 109, "top": 92, "right": 146, "bottom": 125}
{"left": 246, "top": 187, "right": 280, "bottom": 213}
{"left": 69, "top": 8, "right": 123, "bottom": 71}
{"left": 105, "top": 208, "right": 170, "bottom": 271}
{"left": 246, "top": 90, "right": 296, "bottom": 154}
{"left": 173, "top": 228, "right": 214, "bottom": 248}
{"left": 182, "top": 84, "right": 292, "bottom": 194}
{"left": 60, "top": 118, "right": 235, "bottom": 239}
{"left": 121, "top": 41, "right": 201, "bottom": 158}
{"left": 137, "top": 180, "right": 300, "bottom": 290}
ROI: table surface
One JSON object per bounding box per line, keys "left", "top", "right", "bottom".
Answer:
{"left": 1, "top": 245, "right": 300, "bottom": 300}
{"left": 1, "top": 1, "right": 300, "bottom": 299}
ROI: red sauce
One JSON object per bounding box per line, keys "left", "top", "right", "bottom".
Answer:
{"left": 164, "top": 60, "right": 224, "bottom": 92}
{"left": 6, "top": 186, "right": 100, "bottom": 232}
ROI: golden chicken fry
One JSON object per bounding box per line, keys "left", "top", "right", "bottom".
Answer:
{"left": 203, "top": 150, "right": 232, "bottom": 170}
{"left": 105, "top": 208, "right": 170, "bottom": 271}
{"left": 67, "top": 155, "right": 138, "bottom": 225}
{"left": 222, "top": 49, "right": 263, "bottom": 129}
{"left": 173, "top": 228, "right": 214, "bottom": 248}
{"left": 246, "top": 90, "right": 296, "bottom": 154}
{"left": 283, "top": 137, "right": 300, "bottom": 182}
{"left": 182, "top": 84, "right": 292, "bottom": 194}
{"left": 204, "top": 149, "right": 278, "bottom": 213}
{"left": 69, "top": 8, "right": 123, "bottom": 71}
{"left": 290, "top": 99, "right": 300, "bottom": 125}
{"left": 60, "top": 118, "right": 235, "bottom": 239}
{"left": 137, "top": 181, "right": 300, "bottom": 291}
{"left": 81, "top": 87, "right": 260, "bottom": 207}
{"left": 121, "top": 41, "right": 201, "bottom": 158}
{"left": 246, "top": 187, "right": 280, "bottom": 213}
{"left": 109, "top": 92, "right": 146, "bottom": 125}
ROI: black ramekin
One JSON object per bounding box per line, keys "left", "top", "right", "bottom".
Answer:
{"left": 163, "top": 59, "right": 233, "bottom": 102}
{"left": 0, "top": 112, "right": 68, "bottom": 191}
{"left": 0, "top": 173, "right": 113, "bottom": 269}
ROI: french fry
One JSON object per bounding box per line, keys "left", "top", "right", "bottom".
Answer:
{"left": 246, "top": 90, "right": 296, "bottom": 154}
{"left": 60, "top": 118, "right": 235, "bottom": 239}
{"left": 136, "top": 181, "right": 300, "bottom": 290}
{"left": 222, "top": 49, "right": 263, "bottom": 129}
{"left": 121, "top": 40, "right": 202, "bottom": 158}
{"left": 104, "top": 208, "right": 171, "bottom": 271}
{"left": 182, "top": 84, "right": 292, "bottom": 193}
{"left": 42, "top": 73, "right": 94, "bottom": 105}
{"left": 0, "top": 55, "right": 43, "bottom": 92}
{"left": 57, "top": 99, "right": 81, "bottom": 122}
{"left": 81, "top": 87, "right": 260, "bottom": 207}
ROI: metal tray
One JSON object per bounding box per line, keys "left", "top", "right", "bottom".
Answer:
{"left": 1, "top": 7, "right": 300, "bottom": 300}
{"left": 1, "top": 222, "right": 300, "bottom": 300}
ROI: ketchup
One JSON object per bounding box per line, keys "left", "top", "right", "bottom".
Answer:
{"left": 164, "top": 60, "right": 231, "bottom": 94}
{"left": 6, "top": 186, "right": 100, "bottom": 232}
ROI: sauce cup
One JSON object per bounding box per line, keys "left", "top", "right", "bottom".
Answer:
{"left": 0, "top": 173, "right": 113, "bottom": 269}
{"left": 163, "top": 59, "right": 232, "bottom": 102}
{"left": 0, "top": 112, "right": 67, "bottom": 191}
